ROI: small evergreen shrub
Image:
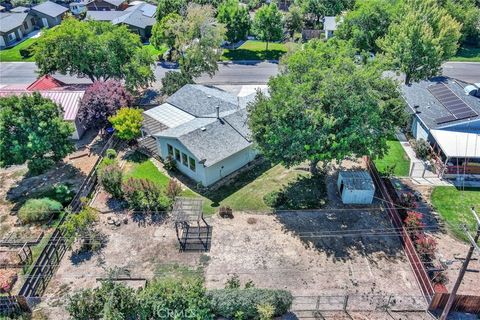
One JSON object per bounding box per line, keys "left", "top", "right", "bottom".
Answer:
{"left": 18, "top": 198, "right": 63, "bottom": 224}
{"left": 412, "top": 138, "right": 430, "bottom": 160}
{"left": 105, "top": 149, "right": 117, "bottom": 160}
{"left": 45, "top": 183, "right": 74, "bottom": 206}
{"left": 208, "top": 288, "right": 293, "bottom": 319}
{"left": 163, "top": 155, "right": 177, "bottom": 171}
{"left": 257, "top": 303, "right": 275, "bottom": 320}
{"left": 98, "top": 164, "right": 124, "bottom": 199}
{"left": 19, "top": 42, "right": 37, "bottom": 58}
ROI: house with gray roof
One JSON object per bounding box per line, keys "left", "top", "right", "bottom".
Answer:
{"left": 31, "top": 1, "right": 68, "bottom": 28}
{"left": 86, "top": 2, "right": 156, "bottom": 40}
{"left": 0, "top": 11, "right": 35, "bottom": 48}
{"left": 86, "top": 0, "right": 127, "bottom": 11}
{"left": 140, "top": 84, "right": 266, "bottom": 187}
{"left": 402, "top": 76, "right": 480, "bottom": 178}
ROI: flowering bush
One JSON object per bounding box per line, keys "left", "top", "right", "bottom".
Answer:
{"left": 404, "top": 211, "right": 424, "bottom": 236}
{"left": 399, "top": 192, "right": 417, "bottom": 209}
{"left": 415, "top": 234, "right": 437, "bottom": 259}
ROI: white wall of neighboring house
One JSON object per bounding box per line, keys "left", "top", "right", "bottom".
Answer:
{"left": 0, "top": 36, "right": 5, "bottom": 47}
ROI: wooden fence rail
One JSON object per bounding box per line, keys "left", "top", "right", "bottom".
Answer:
{"left": 1, "top": 135, "right": 118, "bottom": 315}
{"left": 366, "top": 158, "right": 435, "bottom": 301}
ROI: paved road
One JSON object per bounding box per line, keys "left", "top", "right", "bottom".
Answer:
{"left": 0, "top": 61, "right": 477, "bottom": 85}
{"left": 0, "top": 61, "right": 279, "bottom": 85}
{"left": 442, "top": 62, "right": 480, "bottom": 84}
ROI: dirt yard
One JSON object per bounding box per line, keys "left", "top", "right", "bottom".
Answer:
{"left": 397, "top": 180, "right": 480, "bottom": 297}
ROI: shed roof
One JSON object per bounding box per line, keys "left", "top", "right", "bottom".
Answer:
{"left": 339, "top": 171, "right": 375, "bottom": 191}
{"left": 32, "top": 1, "right": 68, "bottom": 17}
{"left": 26, "top": 75, "right": 66, "bottom": 91}
{"left": 431, "top": 129, "right": 480, "bottom": 158}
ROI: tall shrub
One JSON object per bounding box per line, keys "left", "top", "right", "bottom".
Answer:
{"left": 98, "top": 164, "right": 124, "bottom": 199}
{"left": 78, "top": 80, "right": 133, "bottom": 129}
{"left": 122, "top": 178, "right": 171, "bottom": 212}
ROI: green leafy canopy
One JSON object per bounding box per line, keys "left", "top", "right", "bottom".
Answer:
{"left": 248, "top": 39, "right": 406, "bottom": 172}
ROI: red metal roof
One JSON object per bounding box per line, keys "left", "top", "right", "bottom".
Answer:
{"left": 26, "top": 75, "right": 66, "bottom": 91}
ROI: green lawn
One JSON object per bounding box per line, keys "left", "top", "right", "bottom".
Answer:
{"left": 374, "top": 139, "right": 410, "bottom": 177}
{"left": 125, "top": 155, "right": 326, "bottom": 214}
{"left": 431, "top": 187, "right": 479, "bottom": 242}
{"left": 125, "top": 156, "right": 214, "bottom": 214}
{"left": 222, "top": 40, "right": 289, "bottom": 61}
{"left": 0, "top": 37, "right": 36, "bottom": 62}
{"left": 450, "top": 46, "right": 480, "bottom": 62}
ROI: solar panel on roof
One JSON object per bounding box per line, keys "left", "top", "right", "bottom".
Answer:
{"left": 429, "top": 83, "right": 478, "bottom": 125}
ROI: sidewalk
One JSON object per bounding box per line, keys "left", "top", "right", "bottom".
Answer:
{"left": 396, "top": 132, "right": 452, "bottom": 186}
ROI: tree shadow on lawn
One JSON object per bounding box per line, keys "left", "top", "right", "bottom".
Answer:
{"left": 200, "top": 160, "right": 275, "bottom": 207}
{"left": 275, "top": 209, "right": 405, "bottom": 261}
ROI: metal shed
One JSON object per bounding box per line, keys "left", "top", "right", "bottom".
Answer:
{"left": 337, "top": 171, "right": 375, "bottom": 204}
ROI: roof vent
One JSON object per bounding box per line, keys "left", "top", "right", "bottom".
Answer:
{"left": 201, "top": 127, "right": 206, "bottom": 131}
{"left": 216, "top": 106, "right": 220, "bottom": 119}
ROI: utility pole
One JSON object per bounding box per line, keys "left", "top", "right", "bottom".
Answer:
{"left": 439, "top": 207, "right": 480, "bottom": 320}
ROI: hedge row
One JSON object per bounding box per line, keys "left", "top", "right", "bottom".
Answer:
{"left": 207, "top": 288, "right": 293, "bottom": 319}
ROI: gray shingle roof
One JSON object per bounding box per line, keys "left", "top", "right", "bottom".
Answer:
{"left": 86, "top": 3, "right": 156, "bottom": 29}
{"left": 153, "top": 85, "right": 256, "bottom": 167}
{"left": 10, "top": 6, "right": 29, "bottom": 13}
{"left": 32, "top": 1, "right": 68, "bottom": 17}
{"left": 401, "top": 76, "right": 480, "bottom": 130}
{"left": 104, "top": 0, "right": 126, "bottom": 7}
{"left": 167, "top": 85, "right": 240, "bottom": 117}
{"left": 0, "top": 12, "right": 28, "bottom": 33}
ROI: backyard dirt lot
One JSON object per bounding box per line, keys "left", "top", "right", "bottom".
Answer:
{"left": 39, "top": 204, "right": 426, "bottom": 319}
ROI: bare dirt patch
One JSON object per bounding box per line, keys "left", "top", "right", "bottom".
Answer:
{"left": 205, "top": 211, "right": 423, "bottom": 311}
{"left": 40, "top": 210, "right": 202, "bottom": 319}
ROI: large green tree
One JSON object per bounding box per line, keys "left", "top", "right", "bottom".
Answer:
{"left": 177, "top": 4, "right": 226, "bottom": 78}
{"left": 377, "top": 0, "right": 461, "bottom": 84}
{"left": 284, "top": 5, "right": 304, "bottom": 38}
{"left": 295, "top": 0, "right": 354, "bottom": 27}
{"left": 248, "top": 40, "right": 406, "bottom": 174}
{"left": 336, "top": 0, "right": 400, "bottom": 52}
{"left": 0, "top": 93, "right": 74, "bottom": 175}
{"left": 217, "top": 0, "right": 251, "bottom": 43}
{"left": 151, "top": 13, "right": 183, "bottom": 59}
{"left": 156, "top": 0, "right": 187, "bottom": 21}
{"left": 443, "top": 0, "right": 480, "bottom": 46}
{"left": 253, "top": 3, "right": 284, "bottom": 51}
{"left": 35, "top": 18, "right": 155, "bottom": 90}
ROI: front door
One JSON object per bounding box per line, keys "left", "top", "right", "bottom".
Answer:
{"left": 42, "top": 18, "right": 49, "bottom": 28}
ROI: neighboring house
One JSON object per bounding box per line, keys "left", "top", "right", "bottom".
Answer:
{"left": 86, "top": 2, "right": 156, "bottom": 40}
{"left": 86, "top": 0, "right": 127, "bottom": 11}
{"left": 323, "top": 16, "right": 341, "bottom": 39}
{"left": 0, "top": 75, "right": 87, "bottom": 140}
{"left": 402, "top": 76, "right": 480, "bottom": 178}
{"left": 140, "top": 85, "right": 266, "bottom": 187}
{"left": 70, "top": 1, "right": 88, "bottom": 15}
{"left": 0, "top": 11, "right": 35, "bottom": 48}
{"left": 31, "top": 1, "right": 68, "bottom": 28}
